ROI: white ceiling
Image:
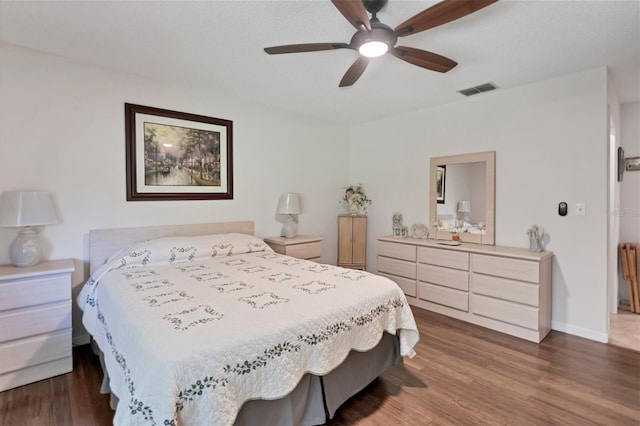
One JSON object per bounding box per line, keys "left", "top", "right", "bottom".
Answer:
{"left": 1, "top": 0, "right": 638, "bottom": 125}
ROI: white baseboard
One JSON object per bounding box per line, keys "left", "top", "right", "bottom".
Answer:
{"left": 72, "top": 334, "right": 91, "bottom": 346}
{"left": 551, "top": 321, "right": 608, "bottom": 343}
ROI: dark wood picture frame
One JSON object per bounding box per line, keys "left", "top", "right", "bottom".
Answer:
{"left": 617, "top": 147, "right": 624, "bottom": 182}
{"left": 436, "top": 165, "right": 446, "bottom": 204}
{"left": 125, "top": 103, "right": 233, "bottom": 201}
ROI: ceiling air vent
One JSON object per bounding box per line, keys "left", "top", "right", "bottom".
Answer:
{"left": 457, "top": 82, "right": 499, "bottom": 97}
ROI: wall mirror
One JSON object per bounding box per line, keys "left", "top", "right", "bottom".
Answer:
{"left": 429, "top": 151, "right": 496, "bottom": 245}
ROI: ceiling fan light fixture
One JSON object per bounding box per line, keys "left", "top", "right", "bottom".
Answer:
{"left": 359, "top": 40, "right": 388, "bottom": 57}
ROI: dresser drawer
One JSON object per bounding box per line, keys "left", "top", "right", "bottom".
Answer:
{"left": 380, "top": 272, "right": 417, "bottom": 297}
{"left": 286, "top": 242, "right": 322, "bottom": 260}
{"left": 418, "top": 282, "right": 469, "bottom": 312}
{"left": 418, "top": 247, "right": 469, "bottom": 271}
{"left": 378, "top": 256, "right": 416, "bottom": 280}
{"left": 472, "top": 254, "right": 539, "bottom": 283}
{"left": 473, "top": 274, "right": 539, "bottom": 306}
{"left": 0, "top": 275, "right": 70, "bottom": 311}
{"left": 0, "top": 330, "right": 72, "bottom": 374}
{"left": 472, "top": 294, "right": 539, "bottom": 330}
{"left": 418, "top": 264, "right": 469, "bottom": 291}
{"left": 0, "top": 302, "right": 71, "bottom": 342}
{"left": 378, "top": 241, "right": 417, "bottom": 262}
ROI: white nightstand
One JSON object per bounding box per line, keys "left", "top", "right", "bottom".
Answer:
{"left": 264, "top": 235, "right": 323, "bottom": 262}
{"left": 0, "top": 259, "right": 75, "bottom": 391}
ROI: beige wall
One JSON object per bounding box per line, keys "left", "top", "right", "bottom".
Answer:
{"left": 349, "top": 68, "right": 610, "bottom": 341}
{"left": 0, "top": 41, "right": 623, "bottom": 343}
{"left": 0, "top": 42, "right": 350, "bottom": 342}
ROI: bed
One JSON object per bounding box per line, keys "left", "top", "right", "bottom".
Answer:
{"left": 78, "top": 221, "right": 419, "bottom": 425}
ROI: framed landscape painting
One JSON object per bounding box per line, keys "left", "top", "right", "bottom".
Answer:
{"left": 125, "top": 103, "right": 233, "bottom": 201}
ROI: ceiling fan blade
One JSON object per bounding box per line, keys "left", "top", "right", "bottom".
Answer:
{"left": 395, "top": 0, "right": 498, "bottom": 37}
{"left": 391, "top": 46, "right": 457, "bottom": 73}
{"left": 331, "top": 0, "right": 371, "bottom": 31}
{"left": 264, "top": 43, "right": 350, "bottom": 54}
{"left": 339, "top": 57, "right": 369, "bottom": 87}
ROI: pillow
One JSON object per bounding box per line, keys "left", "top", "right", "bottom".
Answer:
{"left": 109, "top": 233, "right": 272, "bottom": 269}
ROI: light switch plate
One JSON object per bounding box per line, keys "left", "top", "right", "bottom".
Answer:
{"left": 576, "top": 202, "right": 586, "bottom": 216}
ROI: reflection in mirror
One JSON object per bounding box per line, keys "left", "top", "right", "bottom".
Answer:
{"left": 437, "top": 162, "right": 486, "bottom": 230}
{"left": 429, "top": 151, "right": 495, "bottom": 245}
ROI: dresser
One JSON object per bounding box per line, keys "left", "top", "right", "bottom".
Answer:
{"left": 338, "top": 215, "right": 367, "bottom": 270}
{"left": 264, "top": 235, "right": 322, "bottom": 262}
{"left": 378, "top": 237, "right": 552, "bottom": 343}
{"left": 0, "top": 259, "right": 75, "bottom": 391}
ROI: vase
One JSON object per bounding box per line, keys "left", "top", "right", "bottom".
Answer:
{"left": 348, "top": 203, "right": 359, "bottom": 216}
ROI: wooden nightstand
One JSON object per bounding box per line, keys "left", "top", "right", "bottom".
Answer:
{"left": 264, "top": 235, "right": 322, "bottom": 262}
{"left": 0, "top": 259, "right": 75, "bottom": 391}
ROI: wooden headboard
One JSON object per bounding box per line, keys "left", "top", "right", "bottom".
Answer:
{"left": 89, "top": 221, "right": 254, "bottom": 274}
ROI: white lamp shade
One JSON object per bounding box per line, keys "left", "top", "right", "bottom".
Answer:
{"left": 0, "top": 191, "right": 58, "bottom": 227}
{"left": 277, "top": 193, "right": 301, "bottom": 215}
{"left": 458, "top": 200, "right": 471, "bottom": 213}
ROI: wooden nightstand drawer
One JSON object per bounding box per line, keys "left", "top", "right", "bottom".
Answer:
{"left": 418, "top": 282, "right": 469, "bottom": 312}
{"left": 378, "top": 256, "right": 416, "bottom": 280}
{"left": 472, "top": 254, "right": 539, "bottom": 283}
{"left": 472, "top": 294, "right": 539, "bottom": 330}
{"left": 379, "top": 272, "right": 417, "bottom": 297}
{"left": 264, "top": 235, "right": 323, "bottom": 261}
{"left": 0, "top": 275, "right": 70, "bottom": 311}
{"left": 473, "top": 274, "right": 539, "bottom": 306}
{"left": 0, "top": 302, "right": 71, "bottom": 342}
{"left": 418, "top": 263, "right": 469, "bottom": 291}
{"left": 418, "top": 247, "right": 469, "bottom": 271}
{"left": 285, "top": 241, "right": 322, "bottom": 260}
{"left": 378, "top": 241, "right": 416, "bottom": 262}
{"left": 0, "top": 330, "right": 71, "bottom": 375}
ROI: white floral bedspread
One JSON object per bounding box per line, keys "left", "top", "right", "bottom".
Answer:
{"left": 77, "top": 233, "right": 419, "bottom": 425}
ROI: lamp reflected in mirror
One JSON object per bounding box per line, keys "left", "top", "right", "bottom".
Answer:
{"left": 457, "top": 200, "right": 471, "bottom": 225}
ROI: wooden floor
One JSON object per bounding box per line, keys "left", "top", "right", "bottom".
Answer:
{"left": 2, "top": 307, "right": 639, "bottom": 425}
{"left": 609, "top": 306, "right": 640, "bottom": 352}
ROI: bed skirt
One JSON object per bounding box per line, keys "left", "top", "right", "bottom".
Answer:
{"left": 91, "top": 332, "right": 401, "bottom": 425}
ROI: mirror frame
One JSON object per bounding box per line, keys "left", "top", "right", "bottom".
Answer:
{"left": 429, "top": 151, "right": 496, "bottom": 245}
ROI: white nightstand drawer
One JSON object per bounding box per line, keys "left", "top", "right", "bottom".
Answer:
{"left": 286, "top": 241, "right": 322, "bottom": 260}
{"left": 472, "top": 254, "right": 539, "bottom": 283}
{"left": 418, "top": 247, "right": 469, "bottom": 271}
{"left": 472, "top": 294, "right": 539, "bottom": 330}
{"left": 418, "top": 282, "right": 469, "bottom": 312}
{"left": 0, "top": 302, "right": 71, "bottom": 342}
{"left": 418, "top": 263, "right": 469, "bottom": 291}
{"left": 0, "top": 357, "right": 72, "bottom": 392}
{"left": 378, "top": 256, "right": 416, "bottom": 280}
{"left": 0, "top": 275, "right": 70, "bottom": 311}
{"left": 473, "top": 274, "right": 539, "bottom": 306}
{"left": 0, "top": 329, "right": 72, "bottom": 374}
{"left": 378, "top": 241, "right": 417, "bottom": 262}
{"left": 379, "top": 272, "right": 417, "bottom": 297}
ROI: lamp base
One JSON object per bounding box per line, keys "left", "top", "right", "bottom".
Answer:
{"left": 282, "top": 215, "right": 298, "bottom": 239}
{"left": 9, "top": 227, "right": 43, "bottom": 267}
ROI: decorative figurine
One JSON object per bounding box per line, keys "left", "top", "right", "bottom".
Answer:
{"left": 527, "top": 225, "right": 546, "bottom": 252}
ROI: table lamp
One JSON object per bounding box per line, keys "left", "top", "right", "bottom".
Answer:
{"left": 277, "top": 193, "right": 301, "bottom": 238}
{"left": 0, "top": 191, "right": 58, "bottom": 267}
{"left": 457, "top": 200, "right": 471, "bottom": 222}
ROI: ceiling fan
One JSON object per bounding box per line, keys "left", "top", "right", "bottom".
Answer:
{"left": 264, "top": 0, "right": 498, "bottom": 87}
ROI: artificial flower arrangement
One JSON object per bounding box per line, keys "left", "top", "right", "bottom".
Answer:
{"left": 341, "top": 184, "right": 373, "bottom": 215}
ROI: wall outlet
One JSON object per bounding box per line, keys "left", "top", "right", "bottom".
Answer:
{"left": 576, "top": 202, "right": 586, "bottom": 216}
